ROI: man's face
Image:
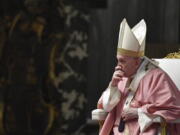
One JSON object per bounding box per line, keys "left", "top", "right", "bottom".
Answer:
{"left": 116, "top": 55, "right": 140, "bottom": 77}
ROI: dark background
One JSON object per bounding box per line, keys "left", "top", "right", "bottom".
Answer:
{"left": 0, "top": 0, "right": 179, "bottom": 135}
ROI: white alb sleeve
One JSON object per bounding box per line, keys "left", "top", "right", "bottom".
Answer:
{"left": 102, "top": 86, "right": 121, "bottom": 112}
{"left": 138, "top": 108, "right": 162, "bottom": 132}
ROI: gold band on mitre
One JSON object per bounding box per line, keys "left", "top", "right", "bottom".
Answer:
{"left": 117, "top": 48, "right": 144, "bottom": 57}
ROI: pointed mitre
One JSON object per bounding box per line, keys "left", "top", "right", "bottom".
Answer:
{"left": 117, "top": 18, "right": 147, "bottom": 57}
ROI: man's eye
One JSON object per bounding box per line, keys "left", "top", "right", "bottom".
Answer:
{"left": 119, "top": 60, "right": 125, "bottom": 63}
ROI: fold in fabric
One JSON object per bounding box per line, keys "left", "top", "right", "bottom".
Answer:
{"left": 138, "top": 108, "right": 162, "bottom": 132}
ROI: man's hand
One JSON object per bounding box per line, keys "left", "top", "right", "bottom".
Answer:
{"left": 111, "top": 66, "right": 125, "bottom": 87}
{"left": 121, "top": 108, "right": 138, "bottom": 121}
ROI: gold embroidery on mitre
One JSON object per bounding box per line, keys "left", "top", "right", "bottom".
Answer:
{"left": 117, "top": 48, "right": 144, "bottom": 57}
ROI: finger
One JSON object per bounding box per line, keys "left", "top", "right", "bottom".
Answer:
{"left": 113, "top": 74, "right": 122, "bottom": 78}
{"left": 116, "top": 69, "right": 125, "bottom": 74}
{"left": 112, "top": 77, "right": 122, "bottom": 82}
{"left": 116, "top": 72, "right": 124, "bottom": 77}
{"left": 123, "top": 117, "right": 129, "bottom": 121}
{"left": 122, "top": 115, "right": 128, "bottom": 121}
{"left": 114, "top": 70, "right": 124, "bottom": 77}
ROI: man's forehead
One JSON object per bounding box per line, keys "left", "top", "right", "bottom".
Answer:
{"left": 116, "top": 55, "right": 140, "bottom": 62}
{"left": 117, "top": 54, "right": 131, "bottom": 59}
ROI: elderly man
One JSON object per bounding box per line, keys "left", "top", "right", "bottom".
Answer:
{"left": 92, "top": 19, "right": 180, "bottom": 135}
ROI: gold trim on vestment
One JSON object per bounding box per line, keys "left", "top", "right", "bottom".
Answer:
{"left": 117, "top": 48, "right": 144, "bottom": 57}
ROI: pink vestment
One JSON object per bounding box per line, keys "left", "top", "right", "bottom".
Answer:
{"left": 98, "top": 68, "right": 180, "bottom": 135}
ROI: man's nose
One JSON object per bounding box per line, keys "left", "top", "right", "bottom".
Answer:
{"left": 116, "top": 64, "right": 123, "bottom": 70}
{"left": 117, "top": 63, "right": 122, "bottom": 67}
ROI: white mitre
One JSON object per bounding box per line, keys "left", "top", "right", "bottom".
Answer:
{"left": 117, "top": 18, "right": 147, "bottom": 57}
